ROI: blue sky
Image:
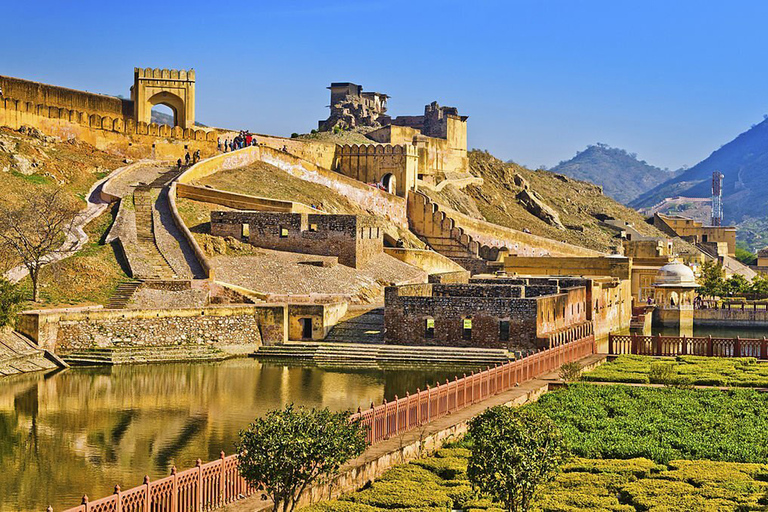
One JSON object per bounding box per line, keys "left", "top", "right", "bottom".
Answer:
{"left": 1, "top": 0, "right": 766, "bottom": 170}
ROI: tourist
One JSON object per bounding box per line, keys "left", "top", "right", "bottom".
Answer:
{"left": 245, "top": 133, "right": 252, "bottom": 146}
{"left": 194, "top": 149, "right": 201, "bottom": 163}
{"left": 184, "top": 152, "right": 191, "bottom": 166}
{"left": 217, "top": 138, "right": 222, "bottom": 152}
{"left": 176, "top": 158, "right": 182, "bottom": 169}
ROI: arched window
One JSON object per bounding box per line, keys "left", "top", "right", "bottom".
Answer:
{"left": 499, "top": 319, "right": 510, "bottom": 342}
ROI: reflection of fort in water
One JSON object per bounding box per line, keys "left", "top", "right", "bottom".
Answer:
{"left": 0, "top": 359, "right": 474, "bottom": 512}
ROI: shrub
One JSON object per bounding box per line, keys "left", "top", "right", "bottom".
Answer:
{"left": 0, "top": 277, "right": 24, "bottom": 328}
{"left": 559, "top": 361, "right": 582, "bottom": 382}
{"left": 343, "top": 480, "right": 452, "bottom": 509}
{"left": 413, "top": 456, "right": 467, "bottom": 480}
{"left": 236, "top": 404, "right": 367, "bottom": 512}
{"left": 468, "top": 406, "right": 567, "bottom": 511}
{"left": 648, "top": 361, "right": 675, "bottom": 385}
{"left": 290, "top": 132, "right": 299, "bottom": 138}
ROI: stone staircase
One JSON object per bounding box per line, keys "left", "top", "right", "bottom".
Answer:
{"left": 106, "top": 280, "right": 143, "bottom": 309}
{"left": 256, "top": 342, "right": 513, "bottom": 365}
{"left": 61, "top": 345, "right": 229, "bottom": 366}
{"left": 325, "top": 307, "right": 385, "bottom": 344}
{"left": 133, "top": 186, "right": 178, "bottom": 280}
{"left": 0, "top": 330, "right": 61, "bottom": 376}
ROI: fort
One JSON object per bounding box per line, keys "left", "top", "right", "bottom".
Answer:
{"left": 3, "top": 66, "right": 768, "bottom": 512}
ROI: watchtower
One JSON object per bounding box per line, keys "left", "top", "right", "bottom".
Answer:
{"left": 131, "top": 68, "right": 196, "bottom": 129}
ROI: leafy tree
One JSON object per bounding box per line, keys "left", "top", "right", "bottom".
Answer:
{"left": 0, "top": 277, "right": 24, "bottom": 328}
{"left": 724, "top": 274, "right": 750, "bottom": 296}
{"left": 698, "top": 260, "right": 725, "bottom": 298}
{"left": 735, "top": 246, "right": 757, "bottom": 266}
{"left": 0, "top": 188, "right": 80, "bottom": 302}
{"left": 750, "top": 274, "right": 768, "bottom": 297}
{"left": 468, "top": 406, "right": 567, "bottom": 512}
{"left": 236, "top": 404, "right": 367, "bottom": 512}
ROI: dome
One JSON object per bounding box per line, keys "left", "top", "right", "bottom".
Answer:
{"left": 653, "top": 261, "right": 698, "bottom": 288}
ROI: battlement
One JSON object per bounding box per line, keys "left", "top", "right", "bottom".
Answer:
{"left": 134, "top": 68, "right": 196, "bottom": 81}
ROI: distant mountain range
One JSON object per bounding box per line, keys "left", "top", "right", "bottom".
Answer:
{"left": 150, "top": 110, "right": 207, "bottom": 127}
{"left": 630, "top": 117, "right": 768, "bottom": 225}
{"left": 550, "top": 143, "right": 677, "bottom": 204}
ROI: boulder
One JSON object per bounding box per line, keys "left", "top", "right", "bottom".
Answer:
{"left": 516, "top": 188, "right": 565, "bottom": 230}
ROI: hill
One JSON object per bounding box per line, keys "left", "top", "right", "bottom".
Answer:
{"left": 424, "top": 150, "right": 678, "bottom": 254}
{"left": 550, "top": 143, "right": 675, "bottom": 204}
{"left": 631, "top": 117, "right": 768, "bottom": 227}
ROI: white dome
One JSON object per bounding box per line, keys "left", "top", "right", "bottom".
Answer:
{"left": 653, "top": 262, "right": 698, "bottom": 287}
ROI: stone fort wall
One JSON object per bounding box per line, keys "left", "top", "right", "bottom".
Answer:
{"left": 210, "top": 211, "right": 383, "bottom": 268}
{"left": 17, "top": 305, "right": 289, "bottom": 354}
{"left": 334, "top": 144, "right": 418, "bottom": 198}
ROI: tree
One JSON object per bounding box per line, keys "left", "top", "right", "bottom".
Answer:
{"left": 236, "top": 404, "right": 368, "bottom": 512}
{"left": 0, "top": 277, "right": 24, "bottom": 328}
{"left": 0, "top": 188, "right": 80, "bottom": 302}
{"left": 724, "top": 274, "right": 750, "bottom": 296}
{"left": 750, "top": 273, "right": 768, "bottom": 297}
{"left": 468, "top": 406, "right": 567, "bottom": 512}
{"left": 698, "top": 260, "right": 725, "bottom": 298}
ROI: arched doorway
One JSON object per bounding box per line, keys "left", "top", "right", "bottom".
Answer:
{"left": 381, "top": 173, "right": 396, "bottom": 194}
{"left": 151, "top": 103, "right": 177, "bottom": 127}
{"left": 147, "top": 91, "right": 186, "bottom": 127}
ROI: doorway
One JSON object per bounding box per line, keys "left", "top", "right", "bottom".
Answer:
{"left": 299, "top": 318, "right": 313, "bottom": 339}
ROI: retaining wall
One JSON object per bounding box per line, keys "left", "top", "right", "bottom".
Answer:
{"left": 694, "top": 308, "right": 768, "bottom": 328}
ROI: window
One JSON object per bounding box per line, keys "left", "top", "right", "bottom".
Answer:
{"left": 499, "top": 320, "right": 510, "bottom": 342}
{"left": 280, "top": 227, "right": 289, "bottom": 238}
{"left": 425, "top": 318, "right": 435, "bottom": 339}
{"left": 309, "top": 223, "right": 318, "bottom": 232}
{"left": 462, "top": 317, "right": 472, "bottom": 341}
{"left": 242, "top": 223, "right": 250, "bottom": 240}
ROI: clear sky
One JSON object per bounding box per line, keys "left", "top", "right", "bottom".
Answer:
{"left": 1, "top": 0, "right": 766, "bottom": 170}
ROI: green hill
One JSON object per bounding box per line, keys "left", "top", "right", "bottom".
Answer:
{"left": 550, "top": 143, "right": 675, "bottom": 204}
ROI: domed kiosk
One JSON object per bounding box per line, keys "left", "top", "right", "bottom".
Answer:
{"left": 652, "top": 261, "right": 699, "bottom": 334}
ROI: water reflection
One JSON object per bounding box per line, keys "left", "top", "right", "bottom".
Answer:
{"left": 0, "top": 358, "right": 478, "bottom": 512}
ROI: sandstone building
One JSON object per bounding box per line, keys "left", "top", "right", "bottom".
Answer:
{"left": 210, "top": 211, "right": 383, "bottom": 268}
{"left": 384, "top": 276, "right": 592, "bottom": 350}
{"left": 318, "top": 82, "right": 390, "bottom": 131}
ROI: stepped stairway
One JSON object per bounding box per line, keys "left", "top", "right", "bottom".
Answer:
{"left": 325, "top": 307, "right": 385, "bottom": 344}
{"left": 133, "top": 186, "right": 178, "bottom": 280}
{"left": 62, "top": 345, "right": 229, "bottom": 366}
{"left": 106, "top": 280, "right": 142, "bottom": 309}
{"left": 0, "top": 330, "right": 63, "bottom": 376}
{"left": 256, "top": 342, "right": 513, "bottom": 365}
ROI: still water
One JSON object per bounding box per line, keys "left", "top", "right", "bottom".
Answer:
{"left": 0, "top": 358, "right": 480, "bottom": 512}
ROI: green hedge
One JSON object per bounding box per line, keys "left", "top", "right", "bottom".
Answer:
{"left": 583, "top": 355, "right": 768, "bottom": 387}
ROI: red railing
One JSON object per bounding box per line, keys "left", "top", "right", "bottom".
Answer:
{"left": 54, "top": 334, "right": 596, "bottom": 511}
{"left": 609, "top": 333, "right": 768, "bottom": 359}
{"left": 352, "top": 335, "right": 595, "bottom": 444}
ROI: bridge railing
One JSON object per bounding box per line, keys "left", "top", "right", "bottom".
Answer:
{"left": 608, "top": 333, "right": 768, "bottom": 359}
{"left": 54, "top": 334, "right": 596, "bottom": 512}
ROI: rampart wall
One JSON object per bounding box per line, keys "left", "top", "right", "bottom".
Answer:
{"left": 17, "top": 305, "right": 288, "bottom": 354}
{"left": 383, "top": 248, "right": 465, "bottom": 275}
{"left": 176, "top": 183, "right": 317, "bottom": 213}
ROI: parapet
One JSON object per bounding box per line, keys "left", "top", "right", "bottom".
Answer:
{"left": 134, "top": 68, "right": 196, "bottom": 81}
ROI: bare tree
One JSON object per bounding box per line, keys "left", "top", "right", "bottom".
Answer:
{"left": 0, "top": 188, "right": 80, "bottom": 302}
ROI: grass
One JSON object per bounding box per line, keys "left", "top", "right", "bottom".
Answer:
{"left": 303, "top": 442, "right": 768, "bottom": 512}
{"left": 583, "top": 354, "right": 768, "bottom": 387}
{"left": 529, "top": 384, "right": 768, "bottom": 464}
{"left": 15, "top": 205, "right": 128, "bottom": 307}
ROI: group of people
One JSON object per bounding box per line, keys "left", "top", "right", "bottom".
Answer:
{"left": 176, "top": 149, "right": 201, "bottom": 169}
{"left": 218, "top": 131, "right": 257, "bottom": 152}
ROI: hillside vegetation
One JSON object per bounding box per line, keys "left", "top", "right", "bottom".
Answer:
{"left": 425, "top": 151, "right": 675, "bottom": 254}
{"left": 550, "top": 143, "right": 676, "bottom": 204}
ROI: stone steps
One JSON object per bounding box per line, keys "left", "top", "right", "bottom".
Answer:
{"left": 325, "top": 307, "right": 385, "bottom": 344}
{"left": 256, "top": 343, "right": 513, "bottom": 364}
{"left": 106, "top": 280, "right": 143, "bottom": 309}
{"left": 62, "top": 345, "right": 229, "bottom": 366}
{"left": 0, "top": 352, "right": 58, "bottom": 376}
{"left": 133, "top": 187, "right": 178, "bottom": 280}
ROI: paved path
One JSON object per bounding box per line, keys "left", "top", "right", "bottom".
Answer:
{"left": 2, "top": 161, "right": 150, "bottom": 283}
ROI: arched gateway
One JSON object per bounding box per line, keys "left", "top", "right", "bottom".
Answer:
{"left": 131, "top": 67, "right": 196, "bottom": 128}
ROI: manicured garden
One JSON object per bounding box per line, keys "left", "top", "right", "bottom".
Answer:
{"left": 304, "top": 383, "right": 768, "bottom": 511}
{"left": 583, "top": 354, "right": 768, "bottom": 387}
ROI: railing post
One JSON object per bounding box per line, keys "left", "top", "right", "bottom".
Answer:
{"left": 654, "top": 334, "right": 661, "bottom": 356}
{"left": 171, "top": 466, "right": 178, "bottom": 512}
{"left": 631, "top": 333, "right": 638, "bottom": 355}
{"left": 416, "top": 389, "right": 422, "bottom": 425}
{"left": 762, "top": 337, "right": 768, "bottom": 360}
{"left": 426, "top": 385, "right": 432, "bottom": 421}
{"left": 735, "top": 336, "right": 741, "bottom": 358}
{"left": 382, "top": 398, "right": 388, "bottom": 438}
{"left": 196, "top": 458, "right": 202, "bottom": 512}
{"left": 219, "top": 451, "right": 225, "bottom": 506}
{"left": 681, "top": 335, "right": 687, "bottom": 356}
{"left": 708, "top": 335, "right": 714, "bottom": 357}
{"left": 143, "top": 476, "right": 150, "bottom": 512}
{"left": 394, "top": 395, "right": 400, "bottom": 433}
{"left": 114, "top": 485, "right": 122, "bottom": 512}
{"left": 608, "top": 333, "right": 614, "bottom": 354}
